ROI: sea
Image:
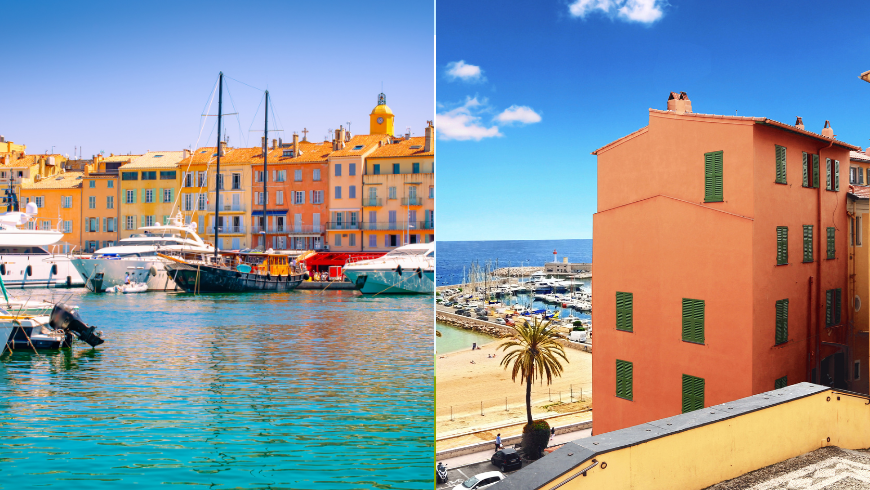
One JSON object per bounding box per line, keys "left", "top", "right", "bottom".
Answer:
{"left": 436, "top": 239, "right": 592, "bottom": 354}
{"left": 0, "top": 289, "right": 433, "bottom": 489}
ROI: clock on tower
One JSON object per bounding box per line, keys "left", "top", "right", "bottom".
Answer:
{"left": 369, "top": 92, "right": 395, "bottom": 136}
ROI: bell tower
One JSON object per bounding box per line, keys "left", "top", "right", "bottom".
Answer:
{"left": 369, "top": 92, "right": 394, "bottom": 136}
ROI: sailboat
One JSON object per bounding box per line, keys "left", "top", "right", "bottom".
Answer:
{"left": 163, "top": 73, "right": 308, "bottom": 293}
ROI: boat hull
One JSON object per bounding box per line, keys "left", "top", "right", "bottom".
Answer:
{"left": 344, "top": 268, "right": 434, "bottom": 294}
{"left": 5, "top": 325, "right": 73, "bottom": 350}
{"left": 0, "top": 254, "right": 85, "bottom": 288}
{"left": 71, "top": 257, "right": 178, "bottom": 292}
{"left": 165, "top": 262, "right": 305, "bottom": 293}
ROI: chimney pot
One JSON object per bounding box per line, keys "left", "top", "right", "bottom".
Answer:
{"left": 822, "top": 120, "right": 834, "bottom": 138}
{"left": 424, "top": 121, "right": 434, "bottom": 153}
{"left": 272, "top": 139, "right": 277, "bottom": 150}
{"left": 667, "top": 91, "right": 692, "bottom": 114}
{"left": 795, "top": 117, "right": 804, "bottom": 130}
{"left": 292, "top": 133, "right": 299, "bottom": 156}
{"left": 261, "top": 136, "right": 266, "bottom": 151}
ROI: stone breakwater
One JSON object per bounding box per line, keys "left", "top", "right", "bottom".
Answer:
{"left": 436, "top": 312, "right": 513, "bottom": 338}
{"left": 493, "top": 266, "right": 543, "bottom": 277}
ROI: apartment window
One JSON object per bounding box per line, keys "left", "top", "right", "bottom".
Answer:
{"left": 335, "top": 164, "right": 342, "bottom": 177}
{"left": 802, "top": 152, "right": 812, "bottom": 187}
{"left": 106, "top": 217, "right": 116, "bottom": 232}
{"left": 774, "top": 145, "right": 787, "bottom": 184}
{"left": 826, "top": 158, "right": 840, "bottom": 191}
{"left": 826, "top": 288, "right": 842, "bottom": 327}
{"left": 89, "top": 180, "right": 95, "bottom": 188}
{"left": 35, "top": 196, "right": 44, "bottom": 208}
{"left": 851, "top": 167, "right": 859, "bottom": 185}
{"left": 232, "top": 173, "right": 241, "bottom": 189}
{"left": 294, "top": 191, "right": 304, "bottom": 205}
{"left": 163, "top": 189, "right": 172, "bottom": 203}
{"left": 616, "top": 360, "right": 633, "bottom": 401}
{"left": 393, "top": 163, "right": 400, "bottom": 175}
{"left": 276, "top": 191, "right": 284, "bottom": 205}
{"left": 615, "top": 292, "right": 633, "bottom": 332}
{"left": 60, "top": 196, "right": 71, "bottom": 208}
{"left": 335, "top": 234, "right": 342, "bottom": 246}
{"left": 312, "top": 190, "right": 323, "bottom": 204}
{"left": 184, "top": 172, "right": 194, "bottom": 187}
{"left": 776, "top": 226, "right": 788, "bottom": 265}
{"left": 183, "top": 193, "right": 194, "bottom": 211}
{"left": 803, "top": 225, "right": 813, "bottom": 262}
{"left": 197, "top": 193, "right": 206, "bottom": 211}
{"left": 39, "top": 220, "right": 50, "bottom": 230}
{"left": 388, "top": 186, "right": 397, "bottom": 199}
{"left": 373, "top": 164, "right": 380, "bottom": 175}
{"left": 827, "top": 227, "right": 836, "bottom": 259}
{"left": 160, "top": 171, "right": 176, "bottom": 180}
{"left": 775, "top": 376, "right": 788, "bottom": 390}
{"left": 867, "top": 168, "right": 870, "bottom": 186}
{"left": 429, "top": 185, "right": 434, "bottom": 199}
{"left": 413, "top": 162, "right": 420, "bottom": 173}
{"left": 63, "top": 220, "right": 72, "bottom": 233}
{"left": 194, "top": 171, "right": 205, "bottom": 187}
{"left": 107, "top": 196, "right": 114, "bottom": 209}
{"left": 122, "top": 171, "right": 138, "bottom": 181}
{"left": 349, "top": 185, "right": 356, "bottom": 199}
{"left": 126, "top": 216, "right": 135, "bottom": 230}
{"left": 294, "top": 169, "right": 302, "bottom": 182}
{"left": 349, "top": 234, "right": 356, "bottom": 246}
{"left": 145, "top": 189, "right": 154, "bottom": 203}
{"left": 88, "top": 196, "right": 96, "bottom": 209}
{"left": 349, "top": 212, "right": 358, "bottom": 226}
{"left": 216, "top": 173, "right": 224, "bottom": 190}
{"left": 142, "top": 171, "right": 156, "bottom": 180}
{"left": 108, "top": 180, "right": 114, "bottom": 188}
{"left": 681, "top": 298, "right": 705, "bottom": 344}
{"left": 275, "top": 170, "right": 286, "bottom": 182}
{"left": 313, "top": 169, "right": 321, "bottom": 181}
{"left": 682, "top": 374, "right": 705, "bottom": 413}
{"left": 369, "top": 235, "right": 376, "bottom": 247}
{"left": 335, "top": 186, "right": 342, "bottom": 199}
{"left": 859, "top": 216, "right": 864, "bottom": 246}
{"left": 126, "top": 190, "right": 135, "bottom": 204}
{"left": 775, "top": 299, "right": 789, "bottom": 345}
{"left": 144, "top": 215, "right": 154, "bottom": 227}
{"left": 704, "top": 151, "right": 723, "bottom": 202}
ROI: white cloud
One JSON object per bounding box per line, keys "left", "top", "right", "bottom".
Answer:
{"left": 437, "top": 97, "right": 501, "bottom": 141}
{"left": 568, "top": 0, "right": 664, "bottom": 23}
{"left": 445, "top": 60, "right": 485, "bottom": 83}
{"left": 495, "top": 105, "right": 542, "bottom": 125}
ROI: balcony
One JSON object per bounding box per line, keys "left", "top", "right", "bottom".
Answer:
{"left": 401, "top": 197, "right": 424, "bottom": 206}
{"left": 362, "top": 197, "right": 383, "bottom": 207}
{"left": 361, "top": 221, "right": 433, "bottom": 231}
{"left": 207, "top": 225, "right": 246, "bottom": 235}
{"left": 208, "top": 203, "right": 246, "bottom": 213}
{"left": 327, "top": 221, "right": 361, "bottom": 231}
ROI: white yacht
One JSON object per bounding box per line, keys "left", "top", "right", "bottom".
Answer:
{"left": 71, "top": 213, "right": 214, "bottom": 292}
{"left": 0, "top": 202, "right": 85, "bottom": 288}
{"left": 342, "top": 242, "right": 435, "bottom": 294}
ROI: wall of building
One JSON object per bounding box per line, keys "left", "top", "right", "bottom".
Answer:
{"left": 119, "top": 167, "right": 181, "bottom": 238}
{"left": 81, "top": 173, "right": 120, "bottom": 251}
{"left": 362, "top": 157, "right": 434, "bottom": 250}
{"left": 327, "top": 155, "right": 364, "bottom": 251}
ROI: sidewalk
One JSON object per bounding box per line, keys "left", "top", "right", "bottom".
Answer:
{"left": 438, "top": 426, "right": 593, "bottom": 468}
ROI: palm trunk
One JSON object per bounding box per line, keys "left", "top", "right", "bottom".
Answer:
{"left": 525, "top": 372, "right": 533, "bottom": 425}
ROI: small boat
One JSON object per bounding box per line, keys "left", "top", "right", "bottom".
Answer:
{"left": 105, "top": 282, "right": 149, "bottom": 293}
{"left": 4, "top": 303, "right": 105, "bottom": 351}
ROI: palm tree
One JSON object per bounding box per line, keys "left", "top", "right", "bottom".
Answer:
{"left": 498, "top": 317, "right": 568, "bottom": 426}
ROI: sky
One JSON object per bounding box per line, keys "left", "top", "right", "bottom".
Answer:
{"left": 436, "top": 0, "right": 870, "bottom": 241}
{"left": 1, "top": 0, "right": 433, "bottom": 158}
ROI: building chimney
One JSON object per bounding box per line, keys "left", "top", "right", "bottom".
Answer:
{"left": 183, "top": 149, "right": 190, "bottom": 159}
{"left": 292, "top": 132, "right": 299, "bottom": 155}
{"left": 822, "top": 120, "right": 834, "bottom": 138}
{"left": 261, "top": 136, "right": 266, "bottom": 152}
{"left": 38, "top": 157, "right": 45, "bottom": 177}
{"left": 334, "top": 128, "right": 345, "bottom": 151}
{"left": 339, "top": 126, "right": 346, "bottom": 148}
{"left": 0, "top": 135, "right": 4, "bottom": 143}
{"left": 220, "top": 141, "right": 227, "bottom": 156}
{"left": 795, "top": 117, "right": 804, "bottom": 130}
{"left": 666, "top": 91, "right": 692, "bottom": 114}
{"left": 278, "top": 137, "right": 283, "bottom": 148}
{"left": 272, "top": 139, "right": 277, "bottom": 150}
{"left": 84, "top": 164, "right": 90, "bottom": 177}
{"left": 424, "top": 121, "right": 434, "bottom": 153}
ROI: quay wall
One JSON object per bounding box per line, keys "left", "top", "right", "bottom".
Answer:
{"left": 297, "top": 281, "right": 358, "bottom": 290}
{"left": 436, "top": 309, "right": 592, "bottom": 352}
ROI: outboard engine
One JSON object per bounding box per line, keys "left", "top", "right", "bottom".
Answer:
{"left": 49, "top": 303, "right": 104, "bottom": 347}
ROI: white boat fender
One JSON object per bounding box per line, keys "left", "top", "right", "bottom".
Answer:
{"left": 150, "top": 266, "right": 157, "bottom": 277}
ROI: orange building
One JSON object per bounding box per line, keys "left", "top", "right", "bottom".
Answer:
{"left": 592, "top": 92, "right": 859, "bottom": 434}
{"left": 82, "top": 157, "right": 125, "bottom": 252}
{"left": 20, "top": 171, "right": 85, "bottom": 253}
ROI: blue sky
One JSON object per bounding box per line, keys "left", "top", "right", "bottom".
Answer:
{"left": 436, "top": 0, "right": 870, "bottom": 241}
{"left": 1, "top": 1, "right": 433, "bottom": 158}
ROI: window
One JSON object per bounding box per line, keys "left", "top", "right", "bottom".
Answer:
{"left": 61, "top": 196, "right": 71, "bottom": 208}
{"left": 349, "top": 185, "right": 356, "bottom": 199}
{"left": 774, "top": 145, "right": 787, "bottom": 184}
{"left": 197, "top": 171, "right": 207, "bottom": 187}
{"left": 775, "top": 299, "right": 789, "bottom": 345}
{"left": 88, "top": 196, "right": 96, "bottom": 209}
{"left": 369, "top": 235, "right": 376, "bottom": 247}
{"left": 106, "top": 218, "right": 116, "bottom": 232}
{"left": 313, "top": 169, "right": 321, "bottom": 181}
{"left": 197, "top": 193, "right": 206, "bottom": 211}
{"left": 122, "top": 171, "right": 138, "bottom": 181}
{"left": 160, "top": 171, "right": 176, "bottom": 180}
{"left": 276, "top": 191, "right": 284, "bottom": 205}
{"left": 335, "top": 234, "right": 342, "bottom": 246}
{"left": 126, "top": 216, "right": 135, "bottom": 230}
{"left": 827, "top": 227, "right": 836, "bottom": 259}
{"left": 774, "top": 376, "right": 788, "bottom": 390}
{"left": 388, "top": 186, "right": 397, "bottom": 199}
{"left": 312, "top": 190, "right": 323, "bottom": 204}
{"left": 283, "top": 150, "right": 293, "bottom": 157}
{"left": 35, "top": 196, "right": 44, "bottom": 208}
{"left": 681, "top": 298, "right": 705, "bottom": 344}
{"left": 89, "top": 180, "right": 95, "bottom": 188}
{"left": 352, "top": 145, "right": 364, "bottom": 151}
{"left": 826, "top": 288, "right": 842, "bottom": 327}
{"left": 276, "top": 170, "right": 287, "bottom": 182}
{"left": 777, "top": 226, "right": 788, "bottom": 265}
{"left": 232, "top": 173, "right": 241, "bottom": 189}
{"left": 373, "top": 164, "right": 380, "bottom": 175}
{"left": 681, "top": 374, "right": 704, "bottom": 413}
{"left": 413, "top": 162, "right": 420, "bottom": 173}
{"left": 393, "top": 163, "right": 400, "bottom": 175}
{"left": 851, "top": 167, "right": 859, "bottom": 185}
{"left": 704, "top": 151, "right": 723, "bottom": 202}
{"left": 144, "top": 215, "right": 154, "bottom": 227}
{"left": 216, "top": 173, "right": 224, "bottom": 190}
{"left": 145, "top": 189, "right": 154, "bottom": 203}
{"left": 142, "top": 171, "right": 156, "bottom": 180}
{"left": 294, "top": 169, "right": 302, "bottom": 182}
{"left": 294, "top": 191, "right": 304, "bottom": 205}
{"left": 39, "top": 220, "right": 50, "bottom": 230}
{"left": 616, "top": 292, "right": 633, "bottom": 332}
{"left": 335, "top": 164, "right": 342, "bottom": 177}
{"left": 63, "top": 220, "right": 72, "bottom": 233}
{"left": 429, "top": 185, "right": 434, "bottom": 199}
{"left": 802, "top": 152, "right": 810, "bottom": 187}
{"left": 163, "top": 189, "right": 172, "bottom": 203}
{"left": 108, "top": 180, "right": 114, "bottom": 188}
{"left": 616, "top": 360, "right": 633, "bottom": 401}
{"left": 349, "top": 163, "right": 356, "bottom": 176}
{"left": 126, "top": 190, "right": 135, "bottom": 204}
{"left": 349, "top": 234, "right": 356, "bottom": 246}
{"left": 803, "top": 225, "right": 813, "bottom": 262}
{"left": 335, "top": 186, "right": 342, "bottom": 199}
{"left": 858, "top": 216, "right": 863, "bottom": 247}
{"left": 107, "top": 196, "right": 114, "bottom": 209}
{"left": 183, "top": 193, "right": 194, "bottom": 211}
{"left": 826, "top": 158, "right": 840, "bottom": 191}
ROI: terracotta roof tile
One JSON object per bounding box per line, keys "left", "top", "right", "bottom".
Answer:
{"left": 123, "top": 151, "right": 186, "bottom": 169}
{"left": 22, "top": 171, "right": 84, "bottom": 190}
{"left": 849, "top": 184, "right": 870, "bottom": 199}
{"left": 266, "top": 141, "right": 333, "bottom": 164}
{"left": 851, "top": 151, "right": 870, "bottom": 163}
{"left": 330, "top": 134, "right": 390, "bottom": 157}
{"left": 367, "top": 137, "right": 433, "bottom": 159}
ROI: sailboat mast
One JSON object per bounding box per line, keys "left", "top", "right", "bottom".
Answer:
{"left": 215, "top": 71, "right": 223, "bottom": 260}
{"left": 263, "top": 90, "right": 269, "bottom": 249}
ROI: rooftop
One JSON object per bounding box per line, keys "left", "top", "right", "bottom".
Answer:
{"left": 851, "top": 150, "right": 870, "bottom": 163}
{"left": 22, "top": 171, "right": 84, "bottom": 190}
{"left": 330, "top": 134, "right": 390, "bottom": 157}
{"left": 367, "top": 136, "right": 433, "bottom": 159}
{"left": 122, "top": 151, "right": 186, "bottom": 169}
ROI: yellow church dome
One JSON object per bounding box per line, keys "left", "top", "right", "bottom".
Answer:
{"left": 371, "top": 103, "right": 393, "bottom": 115}
{"left": 370, "top": 92, "right": 395, "bottom": 135}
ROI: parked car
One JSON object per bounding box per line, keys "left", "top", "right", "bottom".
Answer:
{"left": 453, "top": 471, "right": 506, "bottom": 490}
{"left": 494, "top": 318, "right": 506, "bottom": 325}
{"left": 491, "top": 448, "right": 522, "bottom": 471}
{"left": 477, "top": 315, "right": 489, "bottom": 321}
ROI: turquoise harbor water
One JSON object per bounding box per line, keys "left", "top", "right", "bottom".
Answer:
{"left": 0, "top": 290, "right": 433, "bottom": 489}
{"left": 434, "top": 322, "right": 495, "bottom": 355}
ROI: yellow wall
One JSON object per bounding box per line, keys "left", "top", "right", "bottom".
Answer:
{"left": 20, "top": 187, "right": 82, "bottom": 252}
{"left": 362, "top": 157, "right": 434, "bottom": 250}
{"left": 82, "top": 173, "right": 120, "bottom": 251}
{"left": 119, "top": 167, "right": 181, "bottom": 238}
{"left": 537, "top": 388, "right": 870, "bottom": 490}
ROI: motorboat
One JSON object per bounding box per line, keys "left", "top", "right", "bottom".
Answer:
{"left": 342, "top": 242, "right": 435, "bottom": 294}
{"left": 0, "top": 202, "right": 85, "bottom": 288}
{"left": 3, "top": 302, "right": 104, "bottom": 351}
{"left": 71, "top": 212, "right": 215, "bottom": 292}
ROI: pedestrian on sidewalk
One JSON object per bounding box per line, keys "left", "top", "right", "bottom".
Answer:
{"left": 495, "top": 433, "right": 501, "bottom": 452}
{"left": 550, "top": 426, "right": 555, "bottom": 446}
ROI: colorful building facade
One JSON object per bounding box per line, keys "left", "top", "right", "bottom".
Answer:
{"left": 118, "top": 151, "right": 185, "bottom": 239}
{"left": 82, "top": 157, "right": 124, "bottom": 252}
{"left": 204, "top": 145, "right": 254, "bottom": 251}
{"left": 20, "top": 171, "right": 84, "bottom": 253}
{"left": 848, "top": 151, "right": 870, "bottom": 395}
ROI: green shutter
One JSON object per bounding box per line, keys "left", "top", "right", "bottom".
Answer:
{"left": 682, "top": 298, "right": 705, "bottom": 344}
{"left": 803, "top": 225, "right": 813, "bottom": 263}
{"left": 775, "top": 145, "right": 787, "bottom": 184}
{"left": 616, "top": 292, "right": 633, "bottom": 332}
{"left": 682, "top": 374, "right": 705, "bottom": 413}
{"left": 826, "top": 289, "right": 833, "bottom": 327}
{"left": 835, "top": 160, "right": 840, "bottom": 191}
{"left": 813, "top": 154, "right": 820, "bottom": 188}
{"left": 827, "top": 227, "right": 835, "bottom": 259}
{"left": 826, "top": 158, "right": 832, "bottom": 190}
{"left": 802, "top": 152, "right": 809, "bottom": 187}
{"left": 775, "top": 376, "right": 788, "bottom": 390}
{"left": 141, "top": 188, "right": 146, "bottom": 202}
{"left": 704, "top": 151, "right": 723, "bottom": 202}
{"left": 835, "top": 288, "right": 842, "bottom": 325}
{"left": 163, "top": 215, "right": 169, "bottom": 225}
{"left": 777, "top": 226, "right": 788, "bottom": 265}
{"left": 775, "top": 299, "right": 789, "bottom": 345}
{"left": 616, "top": 360, "right": 633, "bottom": 401}
{"left": 140, "top": 215, "right": 145, "bottom": 228}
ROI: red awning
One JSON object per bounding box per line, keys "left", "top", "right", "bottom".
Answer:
{"left": 300, "top": 251, "right": 385, "bottom": 269}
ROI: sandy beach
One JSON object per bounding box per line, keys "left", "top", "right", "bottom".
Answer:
{"left": 436, "top": 337, "right": 592, "bottom": 438}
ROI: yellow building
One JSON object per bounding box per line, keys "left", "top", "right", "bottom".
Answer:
{"left": 848, "top": 150, "right": 870, "bottom": 395}
{"left": 363, "top": 123, "right": 434, "bottom": 251}
{"left": 0, "top": 136, "right": 26, "bottom": 155}
{"left": 205, "top": 146, "right": 257, "bottom": 250}
{"left": 82, "top": 156, "right": 129, "bottom": 252}
{"left": 370, "top": 92, "right": 395, "bottom": 136}
{"left": 118, "top": 151, "right": 185, "bottom": 238}
{"left": 0, "top": 154, "right": 68, "bottom": 212}
{"left": 20, "top": 171, "right": 84, "bottom": 253}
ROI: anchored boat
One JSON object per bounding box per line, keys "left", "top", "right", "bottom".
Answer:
{"left": 161, "top": 251, "right": 308, "bottom": 293}
{"left": 342, "top": 242, "right": 435, "bottom": 294}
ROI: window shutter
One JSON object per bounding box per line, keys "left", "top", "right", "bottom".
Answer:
{"left": 775, "top": 376, "right": 788, "bottom": 389}
{"left": 616, "top": 360, "right": 633, "bottom": 400}
{"left": 682, "top": 375, "right": 704, "bottom": 413}
{"left": 803, "top": 225, "right": 813, "bottom": 262}
{"left": 616, "top": 292, "right": 633, "bottom": 332}
{"left": 835, "top": 288, "right": 842, "bottom": 325}
{"left": 140, "top": 215, "right": 145, "bottom": 227}
{"left": 776, "top": 226, "right": 788, "bottom": 265}
{"left": 682, "top": 299, "right": 704, "bottom": 343}
{"left": 775, "top": 145, "right": 786, "bottom": 184}
{"left": 826, "top": 289, "right": 833, "bottom": 326}
{"left": 813, "top": 154, "right": 820, "bottom": 188}
{"left": 775, "top": 299, "right": 789, "bottom": 345}
{"left": 704, "top": 151, "right": 723, "bottom": 202}
{"left": 802, "top": 152, "right": 809, "bottom": 187}
{"left": 835, "top": 160, "right": 840, "bottom": 191}
{"left": 827, "top": 227, "right": 835, "bottom": 259}
{"left": 103, "top": 217, "right": 107, "bottom": 232}
{"left": 826, "top": 158, "right": 832, "bottom": 190}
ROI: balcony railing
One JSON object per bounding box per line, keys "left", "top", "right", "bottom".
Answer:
{"left": 327, "top": 221, "right": 361, "bottom": 231}
{"left": 251, "top": 224, "right": 324, "bottom": 234}
{"left": 359, "top": 221, "right": 434, "bottom": 231}
{"left": 401, "top": 197, "right": 424, "bottom": 206}
{"left": 362, "top": 197, "right": 383, "bottom": 207}
{"left": 208, "top": 203, "right": 246, "bottom": 213}
{"left": 207, "top": 225, "right": 246, "bottom": 234}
